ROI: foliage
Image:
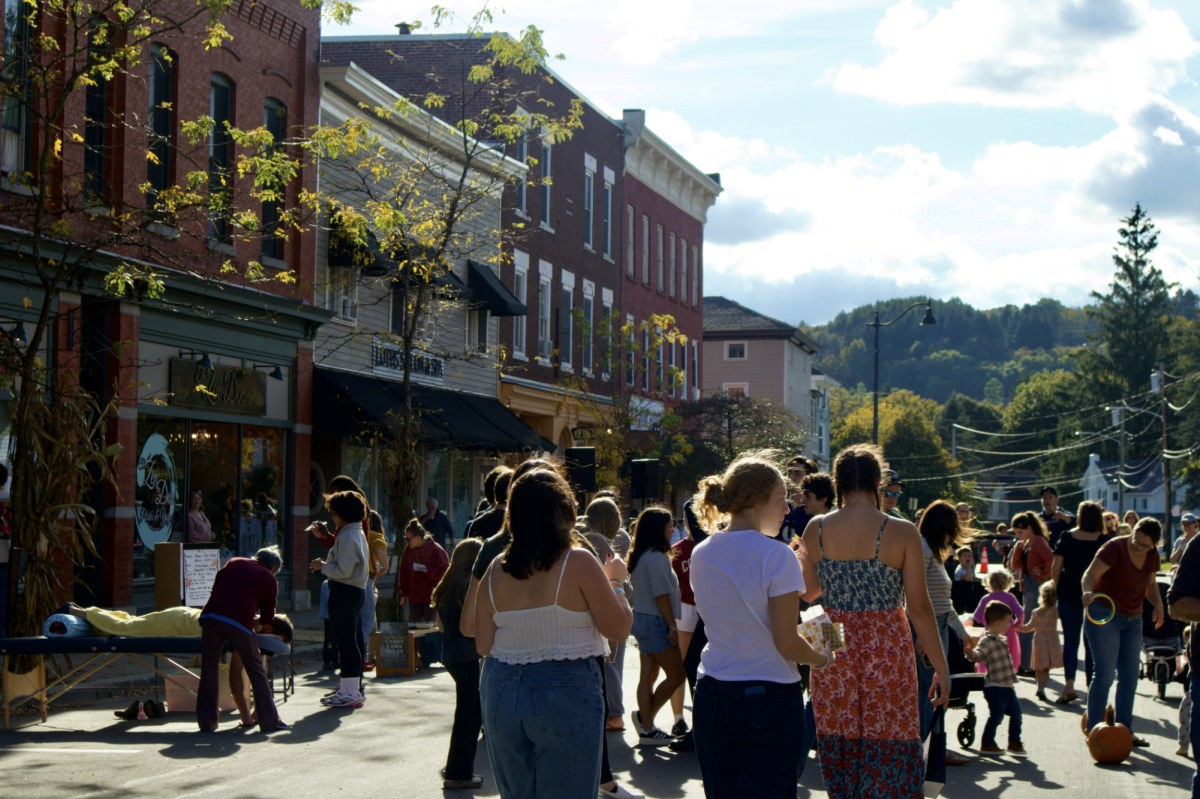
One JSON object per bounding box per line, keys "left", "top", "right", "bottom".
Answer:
{"left": 675, "top": 393, "right": 811, "bottom": 468}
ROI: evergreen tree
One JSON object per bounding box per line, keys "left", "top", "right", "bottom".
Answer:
{"left": 1077, "top": 203, "right": 1176, "bottom": 398}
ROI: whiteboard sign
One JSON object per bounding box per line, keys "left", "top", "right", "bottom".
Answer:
{"left": 183, "top": 544, "right": 222, "bottom": 607}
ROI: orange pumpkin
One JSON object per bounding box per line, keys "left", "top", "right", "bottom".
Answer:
{"left": 1081, "top": 710, "right": 1087, "bottom": 737}
{"left": 1087, "top": 705, "right": 1133, "bottom": 764}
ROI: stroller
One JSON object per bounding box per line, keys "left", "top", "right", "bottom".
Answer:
{"left": 946, "top": 624, "right": 986, "bottom": 747}
{"left": 1141, "top": 579, "right": 1185, "bottom": 700}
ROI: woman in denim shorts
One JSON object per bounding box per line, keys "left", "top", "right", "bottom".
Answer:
{"left": 628, "top": 507, "right": 686, "bottom": 746}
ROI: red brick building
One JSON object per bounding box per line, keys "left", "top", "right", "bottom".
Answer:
{"left": 0, "top": 0, "right": 327, "bottom": 610}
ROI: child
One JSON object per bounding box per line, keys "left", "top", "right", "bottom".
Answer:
{"left": 1017, "top": 581, "right": 1063, "bottom": 700}
{"left": 973, "top": 567, "right": 1024, "bottom": 672}
{"left": 954, "top": 546, "right": 976, "bottom": 581}
{"left": 1180, "top": 627, "right": 1192, "bottom": 757}
{"left": 964, "top": 600, "right": 1028, "bottom": 757}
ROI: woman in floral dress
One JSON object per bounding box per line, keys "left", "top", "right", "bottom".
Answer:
{"left": 801, "top": 445, "right": 949, "bottom": 798}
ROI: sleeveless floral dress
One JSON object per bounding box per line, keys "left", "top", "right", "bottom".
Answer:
{"left": 812, "top": 517, "right": 924, "bottom": 799}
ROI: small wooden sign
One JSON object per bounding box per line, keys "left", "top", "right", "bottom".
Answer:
{"left": 377, "top": 622, "right": 412, "bottom": 677}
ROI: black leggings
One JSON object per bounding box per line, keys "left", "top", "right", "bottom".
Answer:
{"left": 327, "top": 580, "right": 365, "bottom": 680}
{"left": 598, "top": 655, "right": 613, "bottom": 785}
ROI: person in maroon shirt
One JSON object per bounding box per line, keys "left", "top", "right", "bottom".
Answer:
{"left": 397, "top": 519, "right": 450, "bottom": 623}
{"left": 197, "top": 546, "right": 286, "bottom": 732}
{"left": 1081, "top": 518, "right": 1165, "bottom": 745}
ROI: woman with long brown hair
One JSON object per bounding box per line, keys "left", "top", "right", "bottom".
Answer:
{"left": 800, "top": 444, "right": 947, "bottom": 798}
{"left": 433, "top": 538, "right": 484, "bottom": 790}
{"left": 1010, "top": 510, "right": 1053, "bottom": 674}
{"left": 1050, "top": 500, "right": 1107, "bottom": 703}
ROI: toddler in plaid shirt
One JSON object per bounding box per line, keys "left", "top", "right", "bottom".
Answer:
{"left": 965, "top": 600, "right": 1027, "bottom": 757}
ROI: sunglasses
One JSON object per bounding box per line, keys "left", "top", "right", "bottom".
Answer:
{"left": 882, "top": 490, "right": 902, "bottom": 499}
{"left": 1130, "top": 538, "right": 1153, "bottom": 552}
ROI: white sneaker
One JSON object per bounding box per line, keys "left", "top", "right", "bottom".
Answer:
{"left": 322, "top": 692, "right": 364, "bottom": 708}
{"left": 599, "top": 782, "right": 644, "bottom": 799}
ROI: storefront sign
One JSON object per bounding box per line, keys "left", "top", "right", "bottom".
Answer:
{"left": 371, "top": 339, "right": 444, "bottom": 384}
{"left": 170, "top": 358, "right": 267, "bottom": 415}
{"left": 135, "top": 432, "right": 177, "bottom": 551}
{"left": 183, "top": 545, "right": 221, "bottom": 607}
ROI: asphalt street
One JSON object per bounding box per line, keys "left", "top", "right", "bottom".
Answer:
{"left": 1, "top": 650, "right": 1195, "bottom": 798}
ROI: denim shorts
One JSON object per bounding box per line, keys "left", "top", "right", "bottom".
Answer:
{"left": 632, "top": 612, "right": 674, "bottom": 654}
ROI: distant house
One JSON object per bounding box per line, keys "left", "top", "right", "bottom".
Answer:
{"left": 701, "top": 296, "right": 820, "bottom": 456}
{"left": 811, "top": 367, "right": 840, "bottom": 472}
{"left": 979, "top": 470, "right": 1043, "bottom": 523}
{"left": 1078, "top": 454, "right": 1194, "bottom": 522}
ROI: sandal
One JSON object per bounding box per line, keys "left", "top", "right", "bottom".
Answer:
{"left": 1054, "top": 693, "right": 1079, "bottom": 704}
{"left": 1132, "top": 736, "right": 1151, "bottom": 748}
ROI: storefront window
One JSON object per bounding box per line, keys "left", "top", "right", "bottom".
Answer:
{"left": 426, "top": 447, "right": 448, "bottom": 514}
{"left": 344, "top": 441, "right": 377, "bottom": 509}
{"left": 240, "top": 426, "right": 285, "bottom": 558}
{"left": 190, "top": 421, "right": 238, "bottom": 553}
{"left": 450, "top": 449, "right": 474, "bottom": 536}
{"left": 133, "top": 416, "right": 187, "bottom": 579}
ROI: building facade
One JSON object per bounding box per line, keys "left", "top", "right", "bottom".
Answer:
{"left": 810, "top": 368, "right": 840, "bottom": 471}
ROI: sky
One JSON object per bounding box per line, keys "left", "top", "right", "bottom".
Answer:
{"left": 332, "top": 0, "right": 1200, "bottom": 325}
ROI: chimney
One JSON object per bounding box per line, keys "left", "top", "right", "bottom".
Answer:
{"left": 396, "top": 22, "right": 412, "bottom": 35}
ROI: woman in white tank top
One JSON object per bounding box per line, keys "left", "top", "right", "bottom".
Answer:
{"left": 475, "top": 469, "right": 632, "bottom": 799}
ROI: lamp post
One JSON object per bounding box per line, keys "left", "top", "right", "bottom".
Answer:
{"left": 866, "top": 300, "right": 937, "bottom": 444}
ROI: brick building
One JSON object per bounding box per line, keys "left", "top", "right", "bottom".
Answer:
{"left": 0, "top": 0, "right": 326, "bottom": 610}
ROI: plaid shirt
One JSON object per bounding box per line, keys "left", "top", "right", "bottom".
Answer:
{"left": 966, "top": 631, "right": 1016, "bottom": 687}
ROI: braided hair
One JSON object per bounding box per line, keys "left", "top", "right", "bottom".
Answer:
{"left": 832, "top": 444, "right": 884, "bottom": 509}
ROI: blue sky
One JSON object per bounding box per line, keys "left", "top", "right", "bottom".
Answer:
{"left": 336, "top": 0, "right": 1200, "bottom": 325}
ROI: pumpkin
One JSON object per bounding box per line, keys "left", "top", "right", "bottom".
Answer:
{"left": 1087, "top": 705, "right": 1133, "bottom": 764}
{"left": 1081, "top": 710, "right": 1087, "bottom": 737}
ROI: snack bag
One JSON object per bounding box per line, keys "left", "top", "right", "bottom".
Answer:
{"left": 798, "top": 606, "right": 846, "bottom": 655}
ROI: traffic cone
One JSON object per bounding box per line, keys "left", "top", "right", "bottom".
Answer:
{"left": 980, "top": 547, "right": 989, "bottom": 574}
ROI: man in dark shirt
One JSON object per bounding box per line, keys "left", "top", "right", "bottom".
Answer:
{"left": 468, "top": 470, "right": 512, "bottom": 542}
{"left": 1168, "top": 537, "right": 1200, "bottom": 798}
{"left": 881, "top": 469, "right": 909, "bottom": 521}
{"left": 1038, "top": 486, "right": 1076, "bottom": 549}
{"left": 422, "top": 498, "right": 455, "bottom": 549}
{"left": 779, "top": 456, "right": 817, "bottom": 542}
{"left": 197, "top": 546, "right": 285, "bottom": 732}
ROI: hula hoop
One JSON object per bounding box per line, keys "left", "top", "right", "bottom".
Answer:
{"left": 1086, "top": 594, "right": 1116, "bottom": 625}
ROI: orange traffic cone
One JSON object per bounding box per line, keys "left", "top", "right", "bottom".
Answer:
{"left": 980, "top": 547, "right": 989, "bottom": 574}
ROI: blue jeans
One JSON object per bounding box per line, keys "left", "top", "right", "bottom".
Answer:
{"left": 1190, "top": 672, "right": 1199, "bottom": 798}
{"left": 694, "top": 677, "right": 804, "bottom": 799}
{"left": 1084, "top": 610, "right": 1142, "bottom": 732}
{"left": 1058, "top": 602, "right": 1093, "bottom": 685}
{"left": 982, "top": 686, "right": 1022, "bottom": 746}
{"left": 915, "top": 612, "right": 952, "bottom": 741}
{"left": 481, "top": 658, "right": 604, "bottom": 799}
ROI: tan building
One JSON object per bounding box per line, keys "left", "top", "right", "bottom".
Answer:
{"left": 701, "top": 295, "right": 820, "bottom": 438}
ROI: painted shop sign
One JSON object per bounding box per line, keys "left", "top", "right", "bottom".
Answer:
{"left": 169, "top": 358, "right": 267, "bottom": 415}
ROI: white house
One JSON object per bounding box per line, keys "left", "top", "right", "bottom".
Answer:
{"left": 1078, "top": 453, "right": 1194, "bottom": 521}
{"left": 810, "top": 368, "right": 840, "bottom": 472}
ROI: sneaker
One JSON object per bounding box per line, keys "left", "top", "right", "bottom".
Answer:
{"left": 668, "top": 730, "right": 696, "bottom": 752}
{"left": 443, "top": 775, "right": 482, "bottom": 790}
{"left": 638, "top": 726, "right": 674, "bottom": 746}
{"left": 671, "top": 719, "right": 689, "bottom": 737}
{"left": 979, "top": 744, "right": 1003, "bottom": 755}
{"left": 114, "top": 701, "right": 141, "bottom": 721}
{"left": 599, "top": 782, "right": 645, "bottom": 798}
{"left": 630, "top": 710, "right": 642, "bottom": 733}
{"left": 323, "top": 692, "right": 364, "bottom": 709}
{"left": 1007, "top": 743, "right": 1028, "bottom": 757}
{"left": 261, "top": 722, "right": 290, "bottom": 733}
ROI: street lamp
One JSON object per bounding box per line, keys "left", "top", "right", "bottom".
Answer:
{"left": 866, "top": 300, "right": 937, "bottom": 444}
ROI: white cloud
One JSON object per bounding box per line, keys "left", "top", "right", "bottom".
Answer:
{"left": 828, "top": 0, "right": 1198, "bottom": 113}
{"left": 1154, "top": 126, "right": 1185, "bottom": 146}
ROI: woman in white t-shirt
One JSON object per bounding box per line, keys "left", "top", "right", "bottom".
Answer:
{"left": 689, "top": 454, "right": 831, "bottom": 798}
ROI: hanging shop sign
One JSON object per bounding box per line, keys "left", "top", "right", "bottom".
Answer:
{"left": 169, "top": 358, "right": 267, "bottom": 415}
{"left": 135, "top": 432, "right": 177, "bottom": 551}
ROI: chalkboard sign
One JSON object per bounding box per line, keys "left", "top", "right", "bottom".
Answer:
{"left": 377, "top": 622, "right": 411, "bottom": 676}
{"left": 183, "top": 544, "right": 222, "bottom": 607}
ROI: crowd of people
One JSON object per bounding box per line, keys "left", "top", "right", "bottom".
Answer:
{"left": 169, "top": 442, "right": 1199, "bottom": 799}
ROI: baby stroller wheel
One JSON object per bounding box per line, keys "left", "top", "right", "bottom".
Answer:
{"left": 1158, "top": 681, "right": 1168, "bottom": 701}
{"left": 957, "top": 716, "right": 976, "bottom": 748}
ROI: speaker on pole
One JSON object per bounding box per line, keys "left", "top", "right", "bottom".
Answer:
{"left": 630, "top": 459, "right": 660, "bottom": 500}
{"left": 565, "top": 447, "right": 597, "bottom": 493}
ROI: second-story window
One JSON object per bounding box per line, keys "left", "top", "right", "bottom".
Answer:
{"left": 669, "top": 232, "right": 676, "bottom": 298}
{"left": 626, "top": 315, "right": 635, "bottom": 387}
{"left": 626, "top": 205, "right": 634, "bottom": 276}
{"left": 583, "top": 169, "right": 593, "bottom": 248}
{"left": 726, "top": 341, "right": 746, "bottom": 360}
{"left": 540, "top": 140, "right": 552, "bottom": 228}
{"left": 261, "top": 98, "right": 286, "bottom": 261}
{"left": 680, "top": 238, "right": 688, "bottom": 305}
{"left": 582, "top": 288, "right": 593, "bottom": 374}
{"left": 514, "top": 133, "right": 526, "bottom": 213}
{"left": 513, "top": 255, "right": 528, "bottom": 358}
{"left": 657, "top": 330, "right": 664, "bottom": 393}
{"left": 146, "top": 44, "right": 173, "bottom": 206}
{"left": 2, "top": 0, "right": 31, "bottom": 176}
{"left": 692, "top": 244, "right": 699, "bottom": 306}
{"left": 656, "top": 224, "right": 664, "bottom": 291}
{"left": 208, "top": 73, "right": 234, "bottom": 242}
{"left": 602, "top": 178, "right": 612, "bottom": 257}
{"left": 668, "top": 339, "right": 676, "bottom": 398}
{"left": 641, "top": 215, "right": 649, "bottom": 283}
{"left": 691, "top": 340, "right": 698, "bottom": 399}
{"left": 601, "top": 299, "right": 612, "bottom": 379}
{"left": 642, "top": 328, "right": 650, "bottom": 391}
{"left": 538, "top": 275, "right": 551, "bottom": 359}
{"left": 84, "top": 18, "right": 110, "bottom": 203}
{"left": 561, "top": 280, "right": 573, "bottom": 370}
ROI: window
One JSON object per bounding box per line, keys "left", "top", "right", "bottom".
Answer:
{"left": 1142, "top": 498, "right": 1148, "bottom": 510}
{"left": 724, "top": 383, "right": 748, "bottom": 397}
{"left": 657, "top": 330, "right": 664, "bottom": 393}
{"left": 537, "top": 275, "right": 552, "bottom": 359}
{"left": 601, "top": 299, "right": 613, "bottom": 379}
{"left": 669, "top": 232, "right": 676, "bottom": 298}
{"left": 626, "top": 205, "right": 634, "bottom": 276}
{"left": 691, "top": 341, "right": 698, "bottom": 399}
{"left": 656, "top": 225, "right": 664, "bottom": 291}
{"left": 583, "top": 169, "right": 594, "bottom": 248}
{"left": 332, "top": 264, "right": 358, "bottom": 322}
{"left": 668, "top": 340, "right": 676, "bottom": 398}
{"left": 539, "top": 141, "right": 552, "bottom": 227}
{"left": 2, "top": 0, "right": 31, "bottom": 176}
{"left": 679, "top": 338, "right": 686, "bottom": 399}
{"left": 513, "top": 254, "right": 528, "bottom": 358}
{"left": 602, "top": 180, "right": 612, "bottom": 257}
{"left": 468, "top": 310, "right": 488, "bottom": 351}
{"left": 692, "top": 244, "right": 699, "bottom": 305}
{"left": 390, "top": 285, "right": 406, "bottom": 335}
{"left": 208, "top": 74, "right": 234, "bottom": 242}
{"left": 641, "top": 215, "right": 649, "bottom": 283}
{"left": 261, "top": 98, "right": 286, "bottom": 260}
{"left": 642, "top": 328, "right": 650, "bottom": 391}
{"left": 514, "top": 133, "right": 527, "bottom": 213}
{"left": 680, "top": 238, "right": 688, "bottom": 305}
{"left": 561, "top": 280, "right": 573, "bottom": 370}
{"left": 146, "top": 44, "right": 173, "bottom": 203}
{"left": 626, "top": 315, "right": 635, "bottom": 387}
{"left": 84, "top": 18, "right": 110, "bottom": 202}
{"left": 726, "top": 341, "right": 747, "bottom": 360}
{"left": 582, "top": 288, "right": 593, "bottom": 373}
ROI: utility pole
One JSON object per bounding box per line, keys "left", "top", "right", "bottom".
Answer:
{"left": 1114, "top": 405, "right": 1126, "bottom": 517}
{"left": 1159, "top": 364, "right": 1172, "bottom": 550}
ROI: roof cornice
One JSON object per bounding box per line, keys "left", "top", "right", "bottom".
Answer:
{"left": 623, "top": 118, "right": 722, "bottom": 223}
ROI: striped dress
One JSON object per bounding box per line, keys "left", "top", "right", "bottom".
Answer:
{"left": 812, "top": 517, "right": 924, "bottom": 799}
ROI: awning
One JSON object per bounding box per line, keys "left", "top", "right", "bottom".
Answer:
{"left": 468, "top": 260, "right": 526, "bottom": 317}
{"left": 313, "top": 368, "right": 553, "bottom": 452}
{"left": 328, "top": 226, "right": 472, "bottom": 300}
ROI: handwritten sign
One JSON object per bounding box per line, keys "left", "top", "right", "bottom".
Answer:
{"left": 377, "top": 622, "right": 411, "bottom": 675}
{"left": 183, "top": 545, "right": 222, "bottom": 607}
{"left": 169, "top": 358, "right": 267, "bottom": 415}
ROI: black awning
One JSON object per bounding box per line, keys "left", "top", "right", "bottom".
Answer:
{"left": 328, "top": 225, "right": 472, "bottom": 300}
{"left": 312, "top": 368, "right": 546, "bottom": 451}
{"left": 467, "top": 260, "right": 526, "bottom": 317}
